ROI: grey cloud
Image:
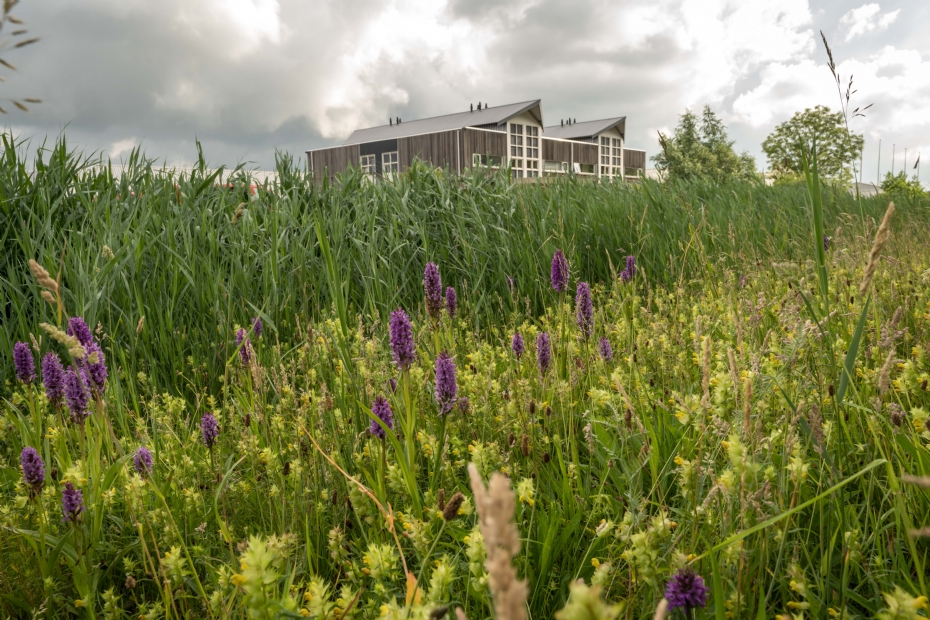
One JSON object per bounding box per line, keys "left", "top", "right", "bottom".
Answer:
{"left": 2, "top": 0, "right": 928, "bottom": 182}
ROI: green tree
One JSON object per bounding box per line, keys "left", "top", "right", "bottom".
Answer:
{"left": 761, "top": 106, "right": 863, "bottom": 184}
{"left": 880, "top": 171, "right": 925, "bottom": 200}
{"left": 653, "top": 106, "right": 756, "bottom": 183}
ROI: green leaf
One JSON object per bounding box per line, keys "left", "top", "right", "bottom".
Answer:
{"left": 837, "top": 295, "right": 870, "bottom": 403}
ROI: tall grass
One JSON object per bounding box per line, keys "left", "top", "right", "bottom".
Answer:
{"left": 2, "top": 133, "right": 930, "bottom": 619}
{"left": 2, "top": 133, "right": 928, "bottom": 399}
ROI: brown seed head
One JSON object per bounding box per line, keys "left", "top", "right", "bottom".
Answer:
{"left": 859, "top": 202, "right": 895, "bottom": 297}
{"left": 442, "top": 492, "right": 465, "bottom": 521}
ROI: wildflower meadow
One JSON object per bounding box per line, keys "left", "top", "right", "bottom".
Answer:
{"left": 2, "top": 137, "right": 930, "bottom": 619}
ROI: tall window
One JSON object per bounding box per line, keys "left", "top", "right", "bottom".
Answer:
{"left": 612, "top": 138, "right": 623, "bottom": 177}
{"left": 382, "top": 151, "right": 399, "bottom": 175}
{"left": 360, "top": 154, "right": 375, "bottom": 175}
{"left": 511, "top": 123, "right": 539, "bottom": 178}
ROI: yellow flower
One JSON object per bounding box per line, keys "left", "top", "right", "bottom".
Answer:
{"left": 231, "top": 573, "right": 246, "bottom": 586}
{"left": 591, "top": 558, "right": 601, "bottom": 569}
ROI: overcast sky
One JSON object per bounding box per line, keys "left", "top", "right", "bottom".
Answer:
{"left": 5, "top": 0, "right": 929, "bottom": 184}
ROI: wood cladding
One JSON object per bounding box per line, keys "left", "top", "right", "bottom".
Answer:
{"left": 542, "top": 138, "right": 571, "bottom": 163}
{"left": 310, "top": 145, "right": 360, "bottom": 181}
{"left": 462, "top": 128, "right": 506, "bottom": 168}
{"left": 398, "top": 130, "right": 461, "bottom": 172}
{"left": 573, "top": 143, "right": 598, "bottom": 166}
{"left": 623, "top": 148, "right": 646, "bottom": 169}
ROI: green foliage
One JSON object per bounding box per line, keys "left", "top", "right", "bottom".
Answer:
{"left": 881, "top": 171, "right": 926, "bottom": 200}
{"left": 653, "top": 105, "right": 757, "bottom": 182}
{"left": 762, "top": 105, "right": 864, "bottom": 184}
{"left": 4, "top": 134, "right": 926, "bottom": 397}
{"left": 2, "top": 138, "right": 930, "bottom": 618}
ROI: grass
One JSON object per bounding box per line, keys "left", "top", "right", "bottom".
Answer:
{"left": 1, "top": 134, "right": 930, "bottom": 619}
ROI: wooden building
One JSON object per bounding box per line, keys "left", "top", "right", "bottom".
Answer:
{"left": 306, "top": 100, "right": 646, "bottom": 182}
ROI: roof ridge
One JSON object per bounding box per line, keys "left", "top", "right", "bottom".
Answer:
{"left": 354, "top": 99, "right": 541, "bottom": 132}
{"left": 543, "top": 116, "right": 625, "bottom": 128}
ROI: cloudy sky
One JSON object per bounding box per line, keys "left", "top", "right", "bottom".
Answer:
{"left": 5, "top": 0, "right": 929, "bottom": 184}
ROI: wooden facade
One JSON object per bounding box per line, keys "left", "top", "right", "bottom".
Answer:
{"left": 398, "top": 129, "right": 461, "bottom": 172}
{"left": 310, "top": 145, "right": 360, "bottom": 182}
{"left": 574, "top": 142, "right": 598, "bottom": 166}
{"left": 462, "top": 128, "right": 507, "bottom": 168}
{"left": 541, "top": 138, "right": 572, "bottom": 164}
{"left": 623, "top": 148, "right": 646, "bottom": 170}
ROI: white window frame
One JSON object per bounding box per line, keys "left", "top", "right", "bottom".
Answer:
{"left": 360, "top": 154, "right": 376, "bottom": 176}
{"left": 382, "top": 151, "right": 399, "bottom": 177}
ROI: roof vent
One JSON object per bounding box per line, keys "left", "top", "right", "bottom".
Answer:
{"left": 561, "top": 119, "right": 564, "bottom": 127}
{"left": 470, "top": 103, "right": 473, "bottom": 112}
{"left": 389, "top": 117, "right": 393, "bottom": 126}
{"left": 478, "top": 102, "right": 482, "bottom": 110}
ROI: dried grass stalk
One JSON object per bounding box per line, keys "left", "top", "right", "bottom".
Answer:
{"left": 877, "top": 351, "right": 897, "bottom": 396}
{"left": 468, "top": 463, "right": 527, "bottom": 620}
{"left": 901, "top": 474, "right": 930, "bottom": 489}
{"left": 653, "top": 598, "right": 669, "bottom": 620}
{"left": 859, "top": 202, "right": 895, "bottom": 297}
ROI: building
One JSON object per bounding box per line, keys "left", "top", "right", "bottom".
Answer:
{"left": 307, "top": 99, "right": 646, "bottom": 182}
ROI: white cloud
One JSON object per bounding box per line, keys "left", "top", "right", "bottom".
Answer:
{"left": 733, "top": 45, "right": 930, "bottom": 131}
{"left": 108, "top": 138, "right": 138, "bottom": 160}
{"left": 8, "top": 0, "right": 930, "bottom": 183}
{"left": 840, "top": 4, "right": 900, "bottom": 42}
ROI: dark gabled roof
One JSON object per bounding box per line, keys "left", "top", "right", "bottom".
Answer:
{"left": 339, "top": 100, "right": 543, "bottom": 146}
{"left": 543, "top": 117, "right": 625, "bottom": 140}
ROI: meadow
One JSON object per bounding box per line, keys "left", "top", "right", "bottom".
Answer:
{"left": 2, "top": 136, "right": 930, "bottom": 619}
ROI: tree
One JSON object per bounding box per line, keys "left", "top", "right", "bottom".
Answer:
{"left": 880, "top": 171, "right": 925, "bottom": 200}
{"left": 761, "top": 106, "right": 863, "bottom": 184}
{"left": 653, "top": 106, "right": 756, "bottom": 183}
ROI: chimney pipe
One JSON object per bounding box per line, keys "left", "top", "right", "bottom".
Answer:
{"left": 561, "top": 119, "right": 564, "bottom": 127}
{"left": 470, "top": 103, "right": 473, "bottom": 112}
{"left": 389, "top": 118, "right": 393, "bottom": 125}
{"left": 478, "top": 102, "right": 482, "bottom": 110}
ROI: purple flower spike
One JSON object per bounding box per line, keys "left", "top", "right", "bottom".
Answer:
{"left": 252, "top": 316, "right": 263, "bottom": 338}
{"left": 598, "top": 337, "right": 613, "bottom": 362}
{"left": 458, "top": 396, "right": 470, "bottom": 415}
{"left": 389, "top": 377, "right": 398, "bottom": 394}
{"left": 823, "top": 235, "right": 830, "bottom": 252}
{"left": 389, "top": 309, "right": 416, "bottom": 371}
{"left": 84, "top": 342, "right": 108, "bottom": 394}
{"left": 134, "top": 446, "right": 153, "bottom": 477}
{"left": 511, "top": 333, "right": 525, "bottom": 359}
{"left": 236, "top": 328, "right": 251, "bottom": 364}
{"left": 664, "top": 567, "right": 708, "bottom": 612}
{"left": 13, "top": 341, "right": 36, "bottom": 384}
{"left": 550, "top": 250, "right": 569, "bottom": 293}
{"left": 537, "top": 332, "right": 551, "bottom": 376}
{"left": 506, "top": 275, "right": 515, "bottom": 293}
{"left": 575, "top": 282, "right": 593, "bottom": 339}
{"left": 21, "top": 447, "right": 45, "bottom": 493}
{"left": 620, "top": 255, "right": 637, "bottom": 283}
{"left": 434, "top": 351, "right": 458, "bottom": 415}
{"left": 369, "top": 395, "right": 394, "bottom": 439}
{"left": 42, "top": 352, "right": 65, "bottom": 406}
{"left": 64, "top": 367, "right": 90, "bottom": 424}
{"left": 424, "top": 262, "right": 443, "bottom": 322}
{"left": 201, "top": 413, "right": 219, "bottom": 449}
{"left": 67, "top": 317, "right": 94, "bottom": 347}
{"left": 61, "top": 482, "right": 84, "bottom": 523}
{"left": 445, "top": 286, "right": 457, "bottom": 319}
